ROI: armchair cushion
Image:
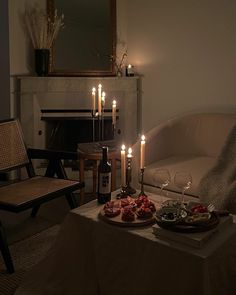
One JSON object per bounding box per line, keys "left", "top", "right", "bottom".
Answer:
{"left": 144, "top": 155, "right": 216, "bottom": 197}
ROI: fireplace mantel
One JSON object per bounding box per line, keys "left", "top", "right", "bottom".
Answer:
{"left": 18, "top": 76, "right": 141, "bottom": 149}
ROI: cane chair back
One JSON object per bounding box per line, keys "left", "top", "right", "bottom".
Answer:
{"left": 0, "top": 119, "right": 29, "bottom": 172}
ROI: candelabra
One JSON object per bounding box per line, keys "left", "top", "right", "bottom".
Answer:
{"left": 125, "top": 156, "right": 136, "bottom": 195}
{"left": 139, "top": 168, "right": 147, "bottom": 196}
{"left": 101, "top": 106, "right": 105, "bottom": 141}
{"left": 112, "top": 123, "right": 116, "bottom": 139}
{"left": 91, "top": 110, "right": 96, "bottom": 142}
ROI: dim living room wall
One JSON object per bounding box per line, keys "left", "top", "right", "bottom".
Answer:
{"left": 9, "top": 0, "right": 236, "bottom": 133}
{"left": 123, "top": 0, "right": 236, "bottom": 132}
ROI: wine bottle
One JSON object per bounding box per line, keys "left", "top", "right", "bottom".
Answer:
{"left": 97, "top": 146, "right": 112, "bottom": 204}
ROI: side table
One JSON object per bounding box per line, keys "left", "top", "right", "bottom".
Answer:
{"left": 77, "top": 141, "right": 120, "bottom": 204}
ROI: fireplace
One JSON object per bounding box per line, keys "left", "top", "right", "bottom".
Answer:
{"left": 44, "top": 116, "right": 114, "bottom": 152}
{"left": 18, "top": 77, "right": 140, "bottom": 152}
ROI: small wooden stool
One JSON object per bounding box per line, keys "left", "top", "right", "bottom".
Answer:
{"left": 77, "top": 141, "right": 120, "bottom": 204}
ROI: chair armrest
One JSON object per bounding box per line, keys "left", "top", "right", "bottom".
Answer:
{"left": 27, "top": 148, "right": 78, "bottom": 161}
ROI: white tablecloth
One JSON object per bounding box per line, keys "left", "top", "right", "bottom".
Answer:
{"left": 15, "top": 194, "right": 236, "bottom": 295}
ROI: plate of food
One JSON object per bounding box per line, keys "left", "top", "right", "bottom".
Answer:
{"left": 99, "top": 195, "right": 158, "bottom": 227}
{"left": 155, "top": 200, "right": 219, "bottom": 232}
{"left": 155, "top": 207, "right": 187, "bottom": 224}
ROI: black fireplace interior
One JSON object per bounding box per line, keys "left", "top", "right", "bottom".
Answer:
{"left": 44, "top": 118, "right": 114, "bottom": 152}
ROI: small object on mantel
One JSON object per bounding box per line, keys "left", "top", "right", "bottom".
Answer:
{"left": 126, "top": 64, "right": 134, "bottom": 77}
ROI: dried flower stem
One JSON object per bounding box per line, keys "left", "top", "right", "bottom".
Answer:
{"left": 24, "top": 5, "right": 64, "bottom": 49}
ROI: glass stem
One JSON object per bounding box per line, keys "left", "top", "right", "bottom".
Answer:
{"left": 181, "top": 189, "right": 185, "bottom": 203}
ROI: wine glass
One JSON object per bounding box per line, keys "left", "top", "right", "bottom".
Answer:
{"left": 152, "top": 169, "right": 171, "bottom": 202}
{"left": 174, "top": 171, "right": 192, "bottom": 204}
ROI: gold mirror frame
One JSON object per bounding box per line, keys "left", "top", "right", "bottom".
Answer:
{"left": 47, "top": 0, "right": 116, "bottom": 76}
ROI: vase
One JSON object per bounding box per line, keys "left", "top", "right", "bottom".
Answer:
{"left": 116, "top": 69, "right": 123, "bottom": 77}
{"left": 35, "top": 49, "right": 50, "bottom": 76}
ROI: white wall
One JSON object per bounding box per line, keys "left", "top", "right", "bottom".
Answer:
{"left": 124, "top": 0, "right": 236, "bottom": 132}
{"left": 9, "top": 0, "right": 236, "bottom": 131}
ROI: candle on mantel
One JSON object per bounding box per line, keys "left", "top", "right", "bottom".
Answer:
{"left": 98, "top": 84, "right": 102, "bottom": 116}
{"left": 121, "top": 144, "right": 126, "bottom": 187}
{"left": 101, "top": 91, "right": 106, "bottom": 109}
{"left": 92, "top": 87, "right": 96, "bottom": 114}
{"left": 112, "top": 100, "right": 117, "bottom": 127}
{"left": 140, "top": 135, "right": 145, "bottom": 169}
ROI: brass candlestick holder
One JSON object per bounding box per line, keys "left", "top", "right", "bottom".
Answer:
{"left": 139, "top": 168, "right": 147, "bottom": 196}
{"left": 126, "top": 156, "right": 136, "bottom": 195}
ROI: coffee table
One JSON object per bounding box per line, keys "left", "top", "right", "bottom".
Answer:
{"left": 15, "top": 191, "right": 236, "bottom": 295}
{"left": 77, "top": 140, "right": 120, "bottom": 203}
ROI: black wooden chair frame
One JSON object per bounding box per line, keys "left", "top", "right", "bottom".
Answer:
{"left": 0, "top": 119, "right": 84, "bottom": 274}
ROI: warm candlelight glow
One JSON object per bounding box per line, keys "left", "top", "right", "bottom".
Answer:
{"left": 140, "top": 135, "right": 145, "bottom": 169}
{"left": 101, "top": 91, "right": 106, "bottom": 108}
{"left": 128, "top": 64, "right": 132, "bottom": 69}
{"left": 92, "top": 87, "right": 96, "bottom": 113}
{"left": 127, "top": 147, "right": 132, "bottom": 158}
{"left": 121, "top": 144, "right": 126, "bottom": 187}
{"left": 112, "top": 99, "right": 117, "bottom": 127}
{"left": 98, "top": 84, "right": 102, "bottom": 116}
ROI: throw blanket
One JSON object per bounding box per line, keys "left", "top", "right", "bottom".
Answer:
{"left": 198, "top": 125, "right": 236, "bottom": 213}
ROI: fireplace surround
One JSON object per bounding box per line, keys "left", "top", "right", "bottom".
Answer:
{"left": 18, "top": 76, "right": 140, "bottom": 152}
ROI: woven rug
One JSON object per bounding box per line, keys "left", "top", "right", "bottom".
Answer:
{"left": 0, "top": 225, "right": 60, "bottom": 295}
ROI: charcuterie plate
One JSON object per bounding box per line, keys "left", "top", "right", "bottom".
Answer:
{"left": 99, "top": 209, "right": 156, "bottom": 227}
{"left": 98, "top": 196, "right": 158, "bottom": 227}
{"left": 155, "top": 211, "right": 219, "bottom": 233}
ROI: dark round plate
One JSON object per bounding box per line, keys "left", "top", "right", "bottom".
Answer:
{"left": 155, "top": 212, "right": 220, "bottom": 233}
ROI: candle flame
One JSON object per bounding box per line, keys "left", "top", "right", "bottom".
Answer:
{"left": 141, "top": 135, "right": 145, "bottom": 141}
{"left": 128, "top": 64, "right": 132, "bottom": 68}
{"left": 121, "top": 144, "right": 126, "bottom": 151}
{"left": 112, "top": 100, "right": 116, "bottom": 106}
{"left": 128, "top": 147, "right": 132, "bottom": 154}
{"left": 102, "top": 91, "right": 106, "bottom": 97}
{"left": 92, "top": 87, "right": 96, "bottom": 92}
{"left": 98, "top": 84, "right": 102, "bottom": 89}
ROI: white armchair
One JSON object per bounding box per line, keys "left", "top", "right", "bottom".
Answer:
{"left": 132, "top": 113, "right": 236, "bottom": 201}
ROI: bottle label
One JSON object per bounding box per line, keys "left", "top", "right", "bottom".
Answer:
{"left": 99, "top": 172, "right": 111, "bottom": 194}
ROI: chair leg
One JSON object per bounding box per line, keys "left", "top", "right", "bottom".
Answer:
{"left": 31, "top": 205, "right": 41, "bottom": 218}
{"left": 0, "top": 222, "right": 14, "bottom": 273}
{"left": 65, "top": 193, "right": 78, "bottom": 209}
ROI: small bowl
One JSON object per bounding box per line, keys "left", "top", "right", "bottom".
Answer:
{"left": 155, "top": 206, "right": 187, "bottom": 224}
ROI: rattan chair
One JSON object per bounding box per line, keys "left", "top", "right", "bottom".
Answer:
{"left": 0, "top": 119, "right": 84, "bottom": 273}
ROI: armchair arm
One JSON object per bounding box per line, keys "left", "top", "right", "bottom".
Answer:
{"left": 27, "top": 148, "right": 78, "bottom": 161}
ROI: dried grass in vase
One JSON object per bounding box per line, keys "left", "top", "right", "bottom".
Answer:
{"left": 24, "top": 4, "right": 64, "bottom": 49}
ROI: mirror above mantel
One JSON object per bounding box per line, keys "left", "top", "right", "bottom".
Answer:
{"left": 47, "top": 0, "right": 116, "bottom": 76}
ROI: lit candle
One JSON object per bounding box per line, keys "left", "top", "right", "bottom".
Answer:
{"left": 127, "top": 147, "right": 132, "bottom": 158}
{"left": 101, "top": 91, "right": 106, "bottom": 109}
{"left": 112, "top": 99, "right": 116, "bottom": 127}
{"left": 92, "top": 87, "right": 96, "bottom": 113}
{"left": 140, "top": 135, "right": 145, "bottom": 169}
{"left": 121, "top": 144, "right": 126, "bottom": 187}
{"left": 98, "top": 84, "right": 102, "bottom": 116}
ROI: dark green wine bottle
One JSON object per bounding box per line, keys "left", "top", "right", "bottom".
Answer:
{"left": 97, "top": 146, "right": 111, "bottom": 204}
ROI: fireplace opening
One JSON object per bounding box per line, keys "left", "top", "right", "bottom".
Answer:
{"left": 44, "top": 118, "right": 114, "bottom": 152}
